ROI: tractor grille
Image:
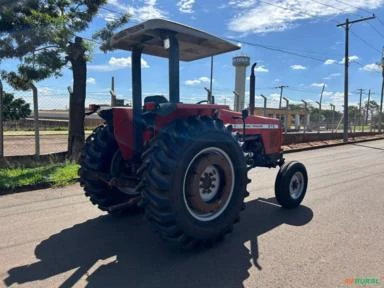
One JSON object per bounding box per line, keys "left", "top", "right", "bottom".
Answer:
{"left": 269, "top": 131, "right": 280, "bottom": 149}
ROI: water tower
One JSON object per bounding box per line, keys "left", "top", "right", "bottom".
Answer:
{"left": 232, "top": 55, "right": 250, "bottom": 111}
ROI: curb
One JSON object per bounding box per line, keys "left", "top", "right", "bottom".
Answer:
{"left": 283, "top": 136, "right": 384, "bottom": 154}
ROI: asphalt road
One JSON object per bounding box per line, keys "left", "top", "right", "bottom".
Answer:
{"left": 1, "top": 140, "right": 384, "bottom": 288}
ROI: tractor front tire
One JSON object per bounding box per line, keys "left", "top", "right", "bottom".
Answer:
{"left": 139, "top": 117, "right": 248, "bottom": 249}
{"left": 79, "top": 125, "right": 137, "bottom": 215}
{"left": 275, "top": 161, "right": 308, "bottom": 208}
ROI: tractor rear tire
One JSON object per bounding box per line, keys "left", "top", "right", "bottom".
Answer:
{"left": 139, "top": 117, "right": 248, "bottom": 249}
{"left": 275, "top": 161, "right": 308, "bottom": 209}
{"left": 79, "top": 125, "right": 138, "bottom": 215}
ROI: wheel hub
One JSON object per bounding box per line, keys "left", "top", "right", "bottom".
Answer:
{"left": 183, "top": 147, "right": 235, "bottom": 222}
{"left": 199, "top": 165, "right": 220, "bottom": 202}
{"left": 289, "top": 171, "right": 304, "bottom": 200}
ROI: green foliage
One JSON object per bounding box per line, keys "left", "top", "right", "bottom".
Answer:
{"left": 310, "top": 108, "right": 342, "bottom": 123}
{"left": 93, "top": 14, "right": 130, "bottom": 52}
{"left": 365, "top": 100, "right": 379, "bottom": 112}
{"left": 1, "top": 92, "right": 31, "bottom": 121}
{"left": 288, "top": 104, "right": 303, "bottom": 112}
{"left": 0, "top": 0, "right": 129, "bottom": 89}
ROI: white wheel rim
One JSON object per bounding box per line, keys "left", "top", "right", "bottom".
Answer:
{"left": 289, "top": 171, "right": 305, "bottom": 200}
{"left": 183, "top": 147, "right": 235, "bottom": 222}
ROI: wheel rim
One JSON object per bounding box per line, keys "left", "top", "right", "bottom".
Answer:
{"left": 289, "top": 171, "right": 305, "bottom": 200}
{"left": 183, "top": 147, "right": 235, "bottom": 222}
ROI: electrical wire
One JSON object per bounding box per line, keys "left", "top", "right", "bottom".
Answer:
{"left": 350, "top": 30, "right": 382, "bottom": 54}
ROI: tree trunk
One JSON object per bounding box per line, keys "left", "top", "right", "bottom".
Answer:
{"left": 67, "top": 37, "right": 86, "bottom": 162}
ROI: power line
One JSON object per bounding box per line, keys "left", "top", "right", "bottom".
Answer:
{"left": 350, "top": 30, "right": 382, "bottom": 53}
{"left": 331, "top": 0, "right": 372, "bottom": 15}
{"left": 376, "top": 16, "right": 384, "bottom": 27}
{"left": 227, "top": 39, "right": 329, "bottom": 63}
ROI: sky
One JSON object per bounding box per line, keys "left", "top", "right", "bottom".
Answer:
{"left": 3, "top": 0, "right": 384, "bottom": 111}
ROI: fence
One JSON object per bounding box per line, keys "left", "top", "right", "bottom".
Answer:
{"left": 0, "top": 84, "right": 105, "bottom": 157}
{"left": 0, "top": 83, "right": 383, "bottom": 158}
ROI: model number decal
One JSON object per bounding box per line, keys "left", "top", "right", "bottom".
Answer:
{"left": 231, "top": 124, "right": 279, "bottom": 129}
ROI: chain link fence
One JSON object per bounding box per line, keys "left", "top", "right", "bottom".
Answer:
{"left": 0, "top": 84, "right": 382, "bottom": 157}
{"left": 0, "top": 86, "right": 106, "bottom": 157}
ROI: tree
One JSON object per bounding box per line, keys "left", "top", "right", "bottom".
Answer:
{"left": 364, "top": 100, "right": 379, "bottom": 125}
{"left": 1, "top": 92, "right": 31, "bottom": 121}
{"left": 0, "top": 1, "right": 128, "bottom": 160}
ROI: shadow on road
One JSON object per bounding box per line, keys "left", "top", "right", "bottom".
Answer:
{"left": 4, "top": 197, "right": 313, "bottom": 288}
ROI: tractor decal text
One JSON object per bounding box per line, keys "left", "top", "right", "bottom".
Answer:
{"left": 231, "top": 124, "right": 280, "bottom": 129}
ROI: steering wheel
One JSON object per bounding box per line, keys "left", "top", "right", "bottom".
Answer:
{"left": 196, "top": 100, "right": 209, "bottom": 104}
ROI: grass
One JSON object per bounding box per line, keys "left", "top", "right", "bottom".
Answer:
{"left": 0, "top": 162, "right": 79, "bottom": 192}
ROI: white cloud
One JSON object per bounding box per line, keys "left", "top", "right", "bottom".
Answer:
{"left": 324, "top": 59, "right": 337, "bottom": 65}
{"left": 37, "top": 86, "right": 55, "bottom": 96}
{"left": 98, "top": 11, "right": 119, "bottom": 22}
{"left": 89, "top": 56, "right": 149, "bottom": 72}
{"left": 107, "top": 0, "right": 166, "bottom": 22}
{"left": 86, "top": 77, "right": 96, "bottom": 85}
{"left": 184, "top": 76, "right": 213, "bottom": 86}
{"left": 323, "top": 91, "right": 345, "bottom": 109}
{"left": 255, "top": 65, "right": 269, "bottom": 73}
{"left": 340, "top": 55, "right": 359, "bottom": 64}
{"left": 323, "top": 72, "right": 341, "bottom": 80}
{"left": 311, "top": 83, "right": 327, "bottom": 88}
{"left": 360, "top": 63, "right": 381, "bottom": 72}
{"left": 290, "top": 64, "right": 306, "bottom": 70}
{"left": 177, "top": 0, "right": 195, "bottom": 13}
{"left": 227, "top": 0, "right": 384, "bottom": 34}
{"left": 229, "top": 0, "right": 257, "bottom": 8}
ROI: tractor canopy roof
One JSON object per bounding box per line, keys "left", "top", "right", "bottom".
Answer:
{"left": 110, "top": 19, "right": 240, "bottom": 61}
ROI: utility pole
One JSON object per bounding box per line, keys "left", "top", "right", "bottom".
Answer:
{"left": 302, "top": 100, "right": 308, "bottom": 134}
{"left": 283, "top": 97, "right": 289, "bottom": 134}
{"left": 330, "top": 104, "right": 335, "bottom": 134}
{"left": 357, "top": 88, "right": 365, "bottom": 131}
{"left": 337, "top": 15, "right": 375, "bottom": 142}
{"left": 366, "top": 89, "right": 372, "bottom": 126}
{"left": 379, "top": 48, "right": 384, "bottom": 133}
{"left": 276, "top": 85, "right": 288, "bottom": 109}
{"left": 260, "top": 94, "right": 267, "bottom": 116}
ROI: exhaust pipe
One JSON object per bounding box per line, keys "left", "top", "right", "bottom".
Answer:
{"left": 249, "top": 63, "right": 257, "bottom": 115}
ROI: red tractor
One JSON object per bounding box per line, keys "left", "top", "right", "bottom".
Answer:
{"left": 79, "top": 19, "right": 308, "bottom": 248}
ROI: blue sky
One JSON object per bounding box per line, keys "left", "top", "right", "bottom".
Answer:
{"left": 3, "top": 0, "right": 384, "bottom": 110}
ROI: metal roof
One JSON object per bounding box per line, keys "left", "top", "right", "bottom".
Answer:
{"left": 110, "top": 19, "right": 240, "bottom": 61}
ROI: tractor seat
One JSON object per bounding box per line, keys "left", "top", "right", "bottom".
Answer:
{"left": 144, "top": 95, "right": 168, "bottom": 105}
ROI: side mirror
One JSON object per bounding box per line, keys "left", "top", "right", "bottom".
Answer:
{"left": 242, "top": 109, "right": 249, "bottom": 120}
